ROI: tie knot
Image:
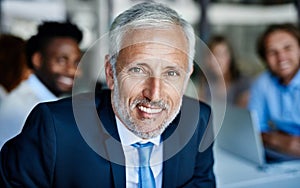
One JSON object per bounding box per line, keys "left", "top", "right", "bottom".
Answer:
{"left": 132, "top": 142, "right": 154, "bottom": 148}
{"left": 132, "top": 142, "right": 154, "bottom": 167}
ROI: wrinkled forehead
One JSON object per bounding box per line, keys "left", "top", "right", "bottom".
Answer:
{"left": 120, "top": 25, "right": 189, "bottom": 55}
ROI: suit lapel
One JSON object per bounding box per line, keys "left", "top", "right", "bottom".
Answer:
{"left": 105, "top": 137, "right": 126, "bottom": 188}
{"left": 162, "top": 132, "right": 180, "bottom": 188}
{"left": 97, "top": 90, "right": 126, "bottom": 188}
{"left": 161, "top": 120, "right": 180, "bottom": 188}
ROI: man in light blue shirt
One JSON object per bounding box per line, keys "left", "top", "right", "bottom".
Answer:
{"left": 248, "top": 23, "right": 300, "bottom": 159}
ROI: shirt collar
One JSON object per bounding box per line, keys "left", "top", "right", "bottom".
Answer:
{"left": 271, "top": 69, "right": 300, "bottom": 89}
{"left": 0, "top": 85, "right": 7, "bottom": 98}
{"left": 27, "top": 74, "right": 57, "bottom": 100}
{"left": 289, "top": 69, "right": 300, "bottom": 89}
{"left": 115, "top": 116, "right": 161, "bottom": 147}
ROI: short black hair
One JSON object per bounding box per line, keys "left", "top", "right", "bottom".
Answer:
{"left": 26, "top": 21, "right": 83, "bottom": 69}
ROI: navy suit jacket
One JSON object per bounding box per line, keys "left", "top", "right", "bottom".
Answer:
{"left": 0, "top": 90, "right": 215, "bottom": 187}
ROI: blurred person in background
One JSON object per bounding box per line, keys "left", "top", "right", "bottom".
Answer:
{"left": 0, "top": 21, "right": 83, "bottom": 148}
{"left": 198, "top": 35, "right": 251, "bottom": 108}
{"left": 248, "top": 23, "right": 300, "bottom": 161}
{"left": 0, "top": 34, "right": 31, "bottom": 103}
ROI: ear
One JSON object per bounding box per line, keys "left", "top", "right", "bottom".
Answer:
{"left": 32, "top": 52, "right": 43, "bottom": 70}
{"left": 189, "top": 66, "right": 194, "bottom": 78}
{"left": 105, "top": 55, "right": 114, "bottom": 90}
{"left": 183, "top": 66, "right": 194, "bottom": 93}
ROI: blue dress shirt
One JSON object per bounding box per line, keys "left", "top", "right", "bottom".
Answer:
{"left": 248, "top": 70, "right": 300, "bottom": 136}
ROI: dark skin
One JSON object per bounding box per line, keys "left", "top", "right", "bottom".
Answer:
{"left": 32, "top": 37, "right": 82, "bottom": 97}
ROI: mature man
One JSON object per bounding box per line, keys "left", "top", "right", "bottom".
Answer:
{"left": 248, "top": 23, "right": 300, "bottom": 161}
{"left": 0, "top": 2, "right": 215, "bottom": 187}
{"left": 0, "top": 21, "right": 83, "bottom": 148}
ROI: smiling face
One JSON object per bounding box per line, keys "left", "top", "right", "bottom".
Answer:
{"left": 265, "top": 30, "right": 300, "bottom": 85}
{"left": 106, "top": 27, "right": 192, "bottom": 139}
{"left": 34, "top": 37, "right": 82, "bottom": 96}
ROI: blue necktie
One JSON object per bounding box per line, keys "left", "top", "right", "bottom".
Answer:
{"left": 132, "top": 142, "right": 155, "bottom": 188}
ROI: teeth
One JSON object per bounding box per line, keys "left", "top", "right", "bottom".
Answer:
{"left": 279, "top": 61, "right": 289, "bottom": 70}
{"left": 59, "top": 77, "right": 73, "bottom": 85}
{"left": 138, "top": 106, "right": 162, "bottom": 114}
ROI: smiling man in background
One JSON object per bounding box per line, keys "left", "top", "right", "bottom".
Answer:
{"left": 249, "top": 23, "right": 300, "bottom": 161}
{"left": 0, "top": 21, "right": 83, "bottom": 148}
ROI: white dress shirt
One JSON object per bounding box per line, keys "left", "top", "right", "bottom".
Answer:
{"left": 116, "top": 117, "right": 163, "bottom": 188}
{"left": 0, "top": 85, "right": 7, "bottom": 106}
{"left": 0, "top": 74, "right": 57, "bottom": 148}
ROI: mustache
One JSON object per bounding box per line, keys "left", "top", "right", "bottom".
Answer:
{"left": 131, "top": 98, "right": 169, "bottom": 110}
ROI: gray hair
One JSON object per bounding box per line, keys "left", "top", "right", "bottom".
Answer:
{"left": 108, "top": 1, "right": 195, "bottom": 72}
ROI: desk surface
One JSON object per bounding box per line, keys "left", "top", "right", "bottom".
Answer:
{"left": 213, "top": 145, "right": 300, "bottom": 188}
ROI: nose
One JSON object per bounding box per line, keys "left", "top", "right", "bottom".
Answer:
{"left": 277, "top": 50, "right": 287, "bottom": 62}
{"left": 143, "top": 77, "right": 162, "bottom": 101}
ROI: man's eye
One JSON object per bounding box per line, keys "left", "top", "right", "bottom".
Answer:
{"left": 129, "top": 67, "right": 142, "bottom": 73}
{"left": 266, "top": 50, "right": 276, "bottom": 57}
{"left": 284, "top": 45, "right": 293, "bottom": 52}
{"left": 56, "top": 57, "right": 68, "bottom": 65}
{"left": 167, "top": 71, "right": 179, "bottom": 77}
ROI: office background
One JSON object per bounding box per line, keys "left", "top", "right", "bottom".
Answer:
{"left": 1, "top": 0, "right": 298, "bottom": 85}
{"left": 1, "top": 1, "right": 299, "bottom": 187}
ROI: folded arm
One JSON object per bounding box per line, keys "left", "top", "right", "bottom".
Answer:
{"left": 262, "top": 131, "right": 300, "bottom": 157}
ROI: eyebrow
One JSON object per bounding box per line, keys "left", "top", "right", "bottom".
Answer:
{"left": 133, "top": 62, "right": 187, "bottom": 71}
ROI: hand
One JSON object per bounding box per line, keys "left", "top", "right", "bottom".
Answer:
{"left": 262, "top": 131, "right": 300, "bottom": 157}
